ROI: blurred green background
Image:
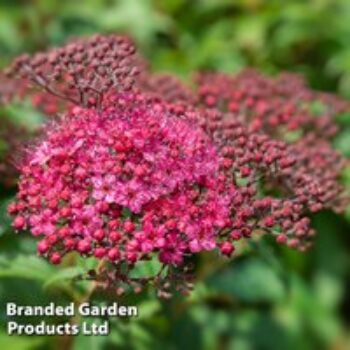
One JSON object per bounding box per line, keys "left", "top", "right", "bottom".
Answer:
{"left": 1, "top": 1, "right": 350, "bottom": 349}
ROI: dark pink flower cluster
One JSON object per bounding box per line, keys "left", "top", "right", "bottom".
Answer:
{"left": 5, "top": 34, "right": 138, "bottom": 109}
{"left": 288, "top": 135, "right": 348, "bottom": 213}
{"left": 195, "top": 69, "right": 348, "bottom": 139}
{"left": 1, "top": 35, "right": 139, "bottom": 187}
{"left": 191, "top": 71, "right": 348, "bottom": 219}
{"left": 4, "top": 35, "right": 349, "bottom": 296}
{"left": 8, "top": 92, "right": 234, "bottom": 273}
{"left": 180, "top": 108, "right": 316, "bottom": 250}
{"left": 141, "top": 71, "right": 349, "bottom": 250}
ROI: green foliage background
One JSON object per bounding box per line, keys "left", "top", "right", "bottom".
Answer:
{"left": 0, "top": 1, "right": 350, "bottom": 349}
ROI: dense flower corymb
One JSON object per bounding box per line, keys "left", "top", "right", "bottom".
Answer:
{"left": 5, "top": 34, "right": 139, "bottom": 109}
{"left": 141, "top": 71, "right": 349, "bottom": 250}
{"left": 8, "top": 92, "right": 233, "bottom": 269}
{"left": 195, "top": 69, "right": 348, "bottom": 139}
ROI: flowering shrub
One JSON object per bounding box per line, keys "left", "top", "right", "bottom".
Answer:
{"left": 3, "top": 35, "right": 349, "bottom": 296}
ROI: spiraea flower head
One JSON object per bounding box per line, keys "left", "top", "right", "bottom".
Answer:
{"left": 5, "top": 34, "right": 139, "bottom": 109}
{"left": 195, "top": 69, "right": 348, "bottom": 139}
{"left": 8, "top": 90, "right": 237, "bottom": 294}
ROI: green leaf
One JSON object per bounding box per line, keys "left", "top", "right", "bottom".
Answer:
{"left": 130, "top": 256, "right": 162, "bottom": 279}
{"left": 0, "top": 254, "right": 82, "bottom": 299}
{"left": 284, "top": 129, "right": 303, "bottom": 143}
{"left": 313, "top": 273, "right": 343, "bottom": 311}
{"left": 0, "top": 255, "right": 54, "bottom": 281}
{"left": 208, "top": 258, "right": 285, "bottom": 302}
{"left": 170, "top": 312, "right": 203, "bottom": 350}
{"left": 0, "top": 331, "right": 46, "bottom": 350}
{"left": 308, "top": 100, "right": 327, "bottom": 115}
{"left": 130, "top": 323, "right": 153, "bottom": 347}
{"left": 336, "top": 112, "right": 350, "bottom": 125}
{"left": 137, "top": 300, "right": 161, "bottom": 320}
{"left": 0, "top": 197, "right": 12, "bottom": 236}
{"left": 73, "top": 321, "right": 107, "bottom": 350}
{"left": 76, "top": 255, "right": 99, "bottom": 271}
{"left": 0, "top": 139, "right": 9, "bottom": 156}
{"left": 2, "top": 101, "right": 44, "bottom": 131}
{"left": 108, "top": 328, "right": 125, "bottom": 346}
{"left": 96, "top": 0, "right": 171, "bottom": 45}
{"left": 43, "top": 266, "right": 84, "bottom": 289}
{"left": 334, "top": 130, "right": 350, "bottom": 156}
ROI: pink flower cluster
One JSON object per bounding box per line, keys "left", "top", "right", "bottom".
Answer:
{"left": 180, "top": 108, "right": 317, "bottom": 250}
{"left": 142, "top": 71, "right": 349, "bottom": 251}
{"left": 195, "top": 69, "right": 347, "bottom": 139}
{"left": 192, "top": 71, "right": 349, "bottom": 217}
{"left": 5, "top": 34, "right": 138, "bottom": 108}
{"left": 3, "top": 35, "right": 349, "bottom": 295}
{"left": 8, "top": 92, "right": 232, "bottom": 269}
